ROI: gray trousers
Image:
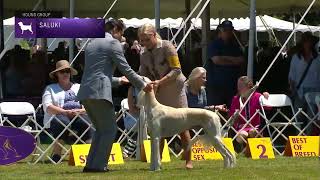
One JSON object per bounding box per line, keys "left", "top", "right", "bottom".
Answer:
{"left": 82, "top": 99, "right": 116, "bottom": 170}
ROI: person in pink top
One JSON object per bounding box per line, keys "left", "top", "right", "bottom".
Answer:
{"left": 229, "top": 76, "right": 269, "bottom": 145}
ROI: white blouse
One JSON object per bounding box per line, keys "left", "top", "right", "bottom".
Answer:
{"left": 42, "top": 83, "right": 80, "bottom": 128}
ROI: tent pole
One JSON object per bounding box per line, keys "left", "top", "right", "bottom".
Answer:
{"left": 155, "top": 0, "right": 160, "bottom": 33}
{"left": 171, "top": 0, "right": 203, "bottom": 43}
{"left": 201, "top": 0, "right": 210, "bottom": 66}
{"left": 177, "top": 0, "right": 210, "bottom": 51}
{"left": 69, "top": 0, "right": 75, "bottom": 63}
{"left": 293, "top": 12, "right": 296, "bottom": 46}
{"left": 41, "top": 0, "right": 48, "bottom": 63}
{"left": 185, "top": 0, "right": 191, "bottom": 64}
{"left": 0, "top": 0, "right": 3, "bottom": 53}
{"left": 0, "top": 0, "right": 3, "bottom": 99}
{"left": 247, "top": 0, "right": 256, "bottom": 79}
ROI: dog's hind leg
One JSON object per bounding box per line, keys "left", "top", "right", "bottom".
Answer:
{"left": 150, "top": 136, "right": 161, "bottom": 171}
{"left": 204, "top": 124, "right": 235, "bottom": 168}
{"left": 211, "top": 135, "right": 235, "bottom": 168}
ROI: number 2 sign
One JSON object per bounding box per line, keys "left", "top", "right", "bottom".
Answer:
{"left": 247, "top": 138, "right": 275, "bottom": 159}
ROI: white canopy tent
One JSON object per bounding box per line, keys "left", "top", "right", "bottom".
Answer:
{"left": 119, "top": 15, "right": 320, "bottom": 32}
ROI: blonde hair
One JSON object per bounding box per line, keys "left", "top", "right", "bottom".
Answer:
{"left": 186, "top": 67, "right": 206, "bottom": 89}
{"left": 238, "top": 76, "right": 254, "bottom": 88}
{"left": 138, "top": 23, "right": 162, "bottom": 39}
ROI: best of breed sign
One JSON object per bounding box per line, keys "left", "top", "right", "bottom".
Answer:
{"left": 0, "top": 126, "right": 36, "bottom": 165}
{"left": 191, "top": 138, "right": 235, "bottom": 161}
{"left": 69, "top": 143, "right": 124, "bottom": 166}
{"left": 284, "top": 136, "right": 319, "bottom": 157}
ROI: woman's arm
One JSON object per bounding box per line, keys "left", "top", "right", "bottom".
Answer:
{"left": 42, "top": 86, "right": 73, "bottom": 117}
{"left": 46, "top": 105, "right": 70, "bottom": 116}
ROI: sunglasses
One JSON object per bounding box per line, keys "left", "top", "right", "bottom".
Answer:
{"left": 58, "top": 69, "right": 71, "bottom": 74}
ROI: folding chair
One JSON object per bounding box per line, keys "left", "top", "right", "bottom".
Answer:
{"left": 0, "top": 102, "right": 39, "bottom": 133}
{"left": 260, "top": 94, "right": 302, "bottom": 154}
{"left": 305, "top": 92, "right": 320, "bottom": 135}
{"left": 305, "top": 92, "right": 320, "bottom": 116}
{"left": 28, "top": 103, "right": 95, "bottom": 164}
{"left": 316, "top": 95, "right": 320, "bottom": 109}
{"left": 0, "top": 102, "right": 41, "bottom": 160}
{"left": 119, "top": 98, "right": 139, "bottom": 158}
{"left": 316, "top": 95, "right": 320, "bottom": 120}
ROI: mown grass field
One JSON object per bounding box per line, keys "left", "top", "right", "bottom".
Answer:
{"left": 0, "top": 156, "right": 319, "bottom": 180}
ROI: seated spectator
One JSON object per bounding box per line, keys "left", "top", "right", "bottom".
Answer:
{"left": 288, "top": 32, "right": 320, "bottom": 135}
{"left": 42, "top": 60, "right": 93, "bottom": 163}
{"left": 122, "top": 86, "right": 140, "bottom": 158}
{"left": 185, "top": 67, "right": 227, "bottom": 112}
{"left": 229, "top": 76, "right": 269, "bottom": 146}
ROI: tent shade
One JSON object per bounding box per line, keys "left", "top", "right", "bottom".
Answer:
{"left": 2, "top": 0, "right": 320, "bottom": 19}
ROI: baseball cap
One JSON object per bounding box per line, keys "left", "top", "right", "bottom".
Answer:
{"left": 220, "top": 20, "right": 234, "bottom": 30}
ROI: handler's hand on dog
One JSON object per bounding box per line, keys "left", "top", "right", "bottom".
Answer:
{"left": 216, "top": 104, "right": 228, "bottom": 112}
{"left": 120, "top": 76, "right": 130, "bottom": 85}
{"left": 143, "top": 83, "right": 153, "bottom": 92}
{"left": 152, "top": 80, "right": 160, "bottom": 92}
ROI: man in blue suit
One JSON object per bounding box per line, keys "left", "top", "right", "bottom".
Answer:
{"left": 78, "top": 19, "right": 152, "bottom": 172}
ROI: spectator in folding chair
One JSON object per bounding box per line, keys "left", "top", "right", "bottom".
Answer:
{"left": 229, "top": 76, "right": 270, "bottom": 150}
{"left": 288, "top": 32, "right": 320, "bottom": 135}
{"left": 185, "top": 67, "right": 228, "bottom": 112}
{"left": 122, "top": 86, "right": 140, "bottom": 158}
{"left": 42, "top": 60, "right": 93, "bottom": 163}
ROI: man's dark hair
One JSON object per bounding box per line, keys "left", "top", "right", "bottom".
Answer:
{"left": 105, "top": 19, "right": 126, "bottom": 33}
{"left": 297, "top": 31, "right": 319, "bottom": 58}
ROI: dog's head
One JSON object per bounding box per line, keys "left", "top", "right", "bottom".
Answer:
{"left": 136, "top": 76, "right": 152, "bottom": 108}
{"left": 18, "top": 22, "right": 23, "bottom": 26}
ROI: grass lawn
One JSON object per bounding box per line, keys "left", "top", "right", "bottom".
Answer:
{"left": 0, "top": 156, "right": 319, "bottom": 180}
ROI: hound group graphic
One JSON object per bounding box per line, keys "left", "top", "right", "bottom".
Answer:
{"left": 17, "top": 22, "right": 33, "bottom": 34}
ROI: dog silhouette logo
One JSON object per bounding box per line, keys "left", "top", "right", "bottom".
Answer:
{"left": 0, "top": 126, "right": 36, "bottom": 165}
{"left": 17, "top": 22, "right": 33, "bottom": 34}
{"left": 0, "top": 138, "right": 21, "bottom": 160}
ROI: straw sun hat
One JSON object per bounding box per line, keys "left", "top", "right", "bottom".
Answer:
{"left": 49, "top": 60, "right": 78, "bottom": 79}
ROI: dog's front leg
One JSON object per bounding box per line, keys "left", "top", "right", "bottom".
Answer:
{"left": 150, "top": 135, "right": 161, "bottom": 171}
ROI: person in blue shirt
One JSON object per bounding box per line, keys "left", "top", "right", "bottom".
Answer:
{"left": 205, "top": 20, "right": 245, "bottom": 108}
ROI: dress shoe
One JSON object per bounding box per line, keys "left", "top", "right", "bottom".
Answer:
{"left": 83, "top": 167, "right": 109, "bottom": 173}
